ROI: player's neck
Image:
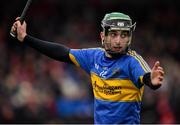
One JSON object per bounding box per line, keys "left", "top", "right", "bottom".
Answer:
{"left": 105, "top": 51, "right": 125, "bottom": 59}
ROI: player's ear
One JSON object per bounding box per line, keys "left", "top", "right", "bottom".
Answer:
{"left": 100, "top": 32, "right": 105, "bottom": 41}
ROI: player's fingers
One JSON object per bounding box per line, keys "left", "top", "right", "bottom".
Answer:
{"left": 15, "top": 17, "right": 20, "bottom": 21}
{"left": 11, "top": 27, "right": 14, "bottom": 33}
{"left": 152, "top": 61, "right": 160, "bottom": 70}
{"left": 13, "top": 21, "right": 17, "bottom": 27}
{"left": 157, "top": 67, "right": 163, "bottom": 71}
{"left": 158, "top": 76, "right": 164, "bottom": 82}
{"left": 16, "top": 21, "right": 22, "bottom": 28}
{"left": 11, "top": 22, "right": 18, "bottom": 31}
{"left": 157, "top": 69, "right": 164, "bottom": 76}
{"left": 13, "top": 20, "right": 22, "bottom": 29}
{"left": 11, "top": 26, "right": 16, "bottom": 32}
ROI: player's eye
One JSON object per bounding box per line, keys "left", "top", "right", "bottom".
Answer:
{"left": 120, "top": 31, "right": 129, "bottom": 38}
{"left": 109, "top": 32, "right": 118, "bottom": 37}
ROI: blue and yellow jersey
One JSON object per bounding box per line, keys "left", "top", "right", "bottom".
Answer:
{"left": 69, "top": 48, "right": 151, "bottom": 124}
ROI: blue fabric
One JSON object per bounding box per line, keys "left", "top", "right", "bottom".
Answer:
{"left": 70, "top": 48, "right": 147, "bottom": 88}
{"left": 94, "top": 98, "right": 141, "bottom": 124}
{"left": 69, "top": 48, "right": 150, "bottom": 123}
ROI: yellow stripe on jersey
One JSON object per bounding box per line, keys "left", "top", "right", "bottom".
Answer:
{"left": 132, "top": 51, "right": 151, "bottom": 72}
{"left": 128, "top": 51, "right": 151, "bottom": 72}
{"left": 139, "top": 76, "right": 144, "bottom": 85}
{"left": 91, "top": 73, "right": 144, "bottom": 102}
{"left": 69, "top": 53, "right": 80, "bottom": 67}
{"left": 128, "top": 51, "right": 148, "bottom": 72}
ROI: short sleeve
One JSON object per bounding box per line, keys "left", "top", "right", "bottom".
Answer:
{"left": 128, "top": 51, "right": 151, "bottom": 88}
{"left": 69, "top": 49, "right": 93, "bottom": 74}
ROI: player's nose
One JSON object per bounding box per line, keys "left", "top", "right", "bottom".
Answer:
{"left": 115, "top": 35, "right": 123, "bottom": 44}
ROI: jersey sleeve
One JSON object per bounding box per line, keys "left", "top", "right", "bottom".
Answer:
{"left": 128, "top": 51, "right": 151, "bottom": 88}
{"left": 69, "top": 49, "right": 93, "bottom": 74}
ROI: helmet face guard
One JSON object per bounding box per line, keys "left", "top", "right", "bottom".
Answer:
{"left": 101, "top": 12, "right": 136, "bottom": 56}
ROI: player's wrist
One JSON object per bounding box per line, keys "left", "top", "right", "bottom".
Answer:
{"left": 143, "top": 72, "right": 161, "bottom": 90}
{"left": 18, "top": 33, "right": 27, "bottom": 42}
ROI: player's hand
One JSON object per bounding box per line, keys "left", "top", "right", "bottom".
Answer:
{"left": 11, "top": 17, "right": 27, "bottom": 42}
{"left": 151, "top": 61, "right": 164, "bottom": 87}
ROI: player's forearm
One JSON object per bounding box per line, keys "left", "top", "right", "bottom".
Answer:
{"left": 143, "top": 72, "right": 161, "bottom": 90}
{"left": 24, "top": 35, "right": 72, "bottom": 63}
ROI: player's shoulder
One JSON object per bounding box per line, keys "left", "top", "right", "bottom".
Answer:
{"left": 81, "top": 47, "right": 104, "bottom": 51}
{"left": 80, "top": 47, "right": 105, "bottom": 55}
{"left": 127, "top": 49, "right": 142, "bottom": 58}
{"left": 71, "top": 47, "right": 104, "bottom": 51}
{"left": 126, "top": 49, "right": 144, "bottom": 62}
{"left": 127, "top": 49, "right": 151, "bottom": 72}
{"left": 70, "top": 47, "right": 105, "bottom": 57}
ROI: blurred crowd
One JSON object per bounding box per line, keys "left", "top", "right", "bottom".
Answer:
{"left": 0, "top": 0, "right": 180, "bottom": 123}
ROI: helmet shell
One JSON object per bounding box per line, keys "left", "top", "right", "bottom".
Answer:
{"left": 101, "top": 12, "right": 135, "bottom": 34}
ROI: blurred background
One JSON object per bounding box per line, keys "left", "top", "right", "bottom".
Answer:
{"left": 0, "top": 0, "right": 180, "bottom": 123}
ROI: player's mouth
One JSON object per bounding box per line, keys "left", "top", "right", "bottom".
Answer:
{"left": 113, "top": 46, "right": 122, "bottom": 51}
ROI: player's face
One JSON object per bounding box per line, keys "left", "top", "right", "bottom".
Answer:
{"left": 101, "top": 30, "right": 130, "bottom": 53}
